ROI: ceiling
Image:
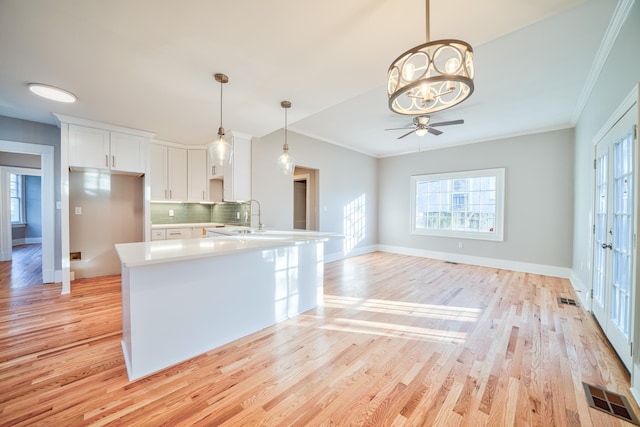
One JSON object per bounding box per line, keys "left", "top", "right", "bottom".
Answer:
{"left": 0, "top": 0, "right": 618, "bottom": 158}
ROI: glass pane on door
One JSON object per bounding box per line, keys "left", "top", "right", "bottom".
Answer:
{"left": 610, "top": 131, "right": 634, "bottom": 337}
{"left": 593, "top": 152, "right": 608, "bottom": 307}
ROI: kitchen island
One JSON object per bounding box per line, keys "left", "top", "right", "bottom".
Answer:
{"left": 115, "top": 230, "right": 333, "bottom": 381}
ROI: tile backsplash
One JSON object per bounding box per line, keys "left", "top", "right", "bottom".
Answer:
{"left": 151, "top": 202, "right": 250, "bottom": 226}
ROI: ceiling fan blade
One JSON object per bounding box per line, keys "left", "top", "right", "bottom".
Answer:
{"left": 397, "top": 130, "right": 416, "bottom": 139}
{"left": 384, "top": 126, "right": 413, "bottom": 131}
{"left": 429, "top": 119, "right": 464, "bottom": 127}
{"left": 428, "top": 127, "right": 443, "bottom": 136}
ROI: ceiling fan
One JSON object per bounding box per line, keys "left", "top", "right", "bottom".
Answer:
{"left": 385, "top": 115, "right": 464, "bottom": 139}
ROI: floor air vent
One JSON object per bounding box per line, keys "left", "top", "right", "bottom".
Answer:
{"left": 444, "top": 261, "right": 458, "bottom": 265}
{"left": 583, "top": 382, "right": 640, "bottom": 425}
{"left": 557, "top": 296, "right": 579, "bottom": 307}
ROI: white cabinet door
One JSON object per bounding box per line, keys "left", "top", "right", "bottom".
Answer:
{"left": 150, "top": 145, "right": 189, "bottom": 201}
{"left": 167, "top": 147, "right": 188, "bottom": 201}
{"left": 69, "top": 125, "right": 145, "bottom": 174}
{"left": 111, "top": 132, "right": 145, "bottom": 173}
{"left": 68, "top": 125, "right": 110, "bottom": 169}
{"left": 188, "top": 149, "right": 208, "bottom": 202}
{"left": 150, "top": 144, "right": 168, "bottom": 200}
{"left": 223, "top": 132, "right": 251, "bottom": 201}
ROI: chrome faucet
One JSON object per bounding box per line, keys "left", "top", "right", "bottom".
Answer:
{"left": 248, "top": 199, "right": 263, "bottom": 230}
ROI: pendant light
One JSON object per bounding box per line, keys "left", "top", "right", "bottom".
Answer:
{"left": 208, "top": 73, "right": 232, "bottom": 166}
{"left": 277, "top": 101, "right": 295, "bottom": 175}
{"left": 387, "top": 0, "right": 474, "bottom": 115}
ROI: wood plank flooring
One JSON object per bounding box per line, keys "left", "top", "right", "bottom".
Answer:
{"left": 0, "top": 252, "right": 638, "bottom": 426}
{"left": 0, "top": 244, "right": 42, "bottom": 288}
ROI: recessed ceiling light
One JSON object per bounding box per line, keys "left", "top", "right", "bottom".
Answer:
{"left": 28, "top": 83, "right": 77, "bottom": 103}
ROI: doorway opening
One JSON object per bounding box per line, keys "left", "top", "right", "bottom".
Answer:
{"left": 0, "top": 142, "right": 55, "bottom": 285}
{"left": 293, "top": 167, "right": 319, "bottom": 231}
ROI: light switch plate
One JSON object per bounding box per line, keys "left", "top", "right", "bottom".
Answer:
{"left": 74, "top": 207, "right": 82, "bottom": 215}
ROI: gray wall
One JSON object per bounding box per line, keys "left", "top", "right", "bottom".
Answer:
{"left": 572, "top": 1, "right": 640, "bottom": 289}
{"left": 378, "top": 128, "right": 575, "bottom": 268}
{"left": 252, "top": 130, "right": 378, "bottom": 259}
{"left": 25, "top": 175, "right": 42, "bottom": 238}
{"left": 0, "top": 152, "right": 40, "bottom": 168}
{"left": 0, "top": 116, "right": 61, "bottom": 268}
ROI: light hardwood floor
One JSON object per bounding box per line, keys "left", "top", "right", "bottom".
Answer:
{"left": 0, "top": 252, "right": 638, "bottom": 426}
{"left": 0, "top": 244, "right": 42, "bottom": 288}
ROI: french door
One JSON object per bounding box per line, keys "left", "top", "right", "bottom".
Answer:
{"left": 592, "top": 104, "right": 637, "bottom": 371}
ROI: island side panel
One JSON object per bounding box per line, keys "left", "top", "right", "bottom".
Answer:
{"left": 120, "top": 264, "right": 133, "bottom": 376}
{"left": 123, "top": 240, "right": 324, "bottom": 381}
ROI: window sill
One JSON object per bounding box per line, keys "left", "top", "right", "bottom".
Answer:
{"left": 11, "top": 223, "right": 26, "bottom": 229}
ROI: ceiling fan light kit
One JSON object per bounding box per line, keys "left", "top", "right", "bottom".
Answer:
{"left": 387, "top": 0, "right": 474, "bottom": 115}
{"left": 385, "top": 115, "right": 464, "bottom": 139}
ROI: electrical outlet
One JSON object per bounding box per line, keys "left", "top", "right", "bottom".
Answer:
{"left": 169, "top": 209, "right": 174, "bottom": 217}
{"left": 237, "top": 212, "right": 240, "bottom": 219}
{"left": 458, "top": 242, "right": 463, "bottom": 248}
{"left": 74, "top": 207, "right": 82, "bottom": 215}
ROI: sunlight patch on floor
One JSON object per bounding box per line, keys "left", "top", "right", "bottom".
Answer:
{"left": 323, "top": 294, "right": 480, "bottom": 322}
{"left": 319, "top": 317, "right": 467, "bottom": 344}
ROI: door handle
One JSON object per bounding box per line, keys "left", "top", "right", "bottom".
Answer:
{"left": 601, "top": 243, "right": 612, "bottom": 250}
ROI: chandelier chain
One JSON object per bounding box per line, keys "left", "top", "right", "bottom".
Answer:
{"left": 425, "top": 0, "right": 430, "bottom": 43}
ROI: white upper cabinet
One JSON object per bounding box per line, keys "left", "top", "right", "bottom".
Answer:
{"left": 188, "top": 149, "right": 208, "bottom": 202}
{"left": 223, "top": 131, "right": 251, "bottom": 202}
{"left": 68, "top": 124, "right": 145, "bottom": 173}
{"left": 150, "top": 144, "right": 188, "bottom": 201}
{"left": 110, "top": 132, "right": 145, "bottom": 173}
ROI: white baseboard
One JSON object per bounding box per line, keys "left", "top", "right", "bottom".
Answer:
{"left": 376, "top": 245, "right": 572, "bottom": 278}
{"left": 568, "top": 270, "right": 591, "bottom": 310}
{"left": 325, "top": 245, "right": 377, "bottom": 263}
{"left": 12, "top": 237, "right": 42, "bottom": 246}
{"left": 631, "top": 385, "right": 640, "bottom": 408}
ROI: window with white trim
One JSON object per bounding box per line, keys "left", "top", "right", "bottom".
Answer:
{"left": 410, "top": 168, "right": 505, "bottom": 241}
{"left": 10, "top": 173, "right": 25, "bottom": 224}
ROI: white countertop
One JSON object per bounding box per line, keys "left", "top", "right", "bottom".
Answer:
{"left": 116, "top": 230, "right": 337, "bottom": 268}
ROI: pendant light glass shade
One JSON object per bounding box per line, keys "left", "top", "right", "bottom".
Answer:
{"left": 277, "top": 148, "right": 295, "bottom": 175}
{"left": 209, "top": 128, "right": 232, "bottom": 165}
{"left": 278, "top": 101, "right": 295, "bottom": 175}
{"left": 209, "top": 73, "right": 232, "bottom": 165}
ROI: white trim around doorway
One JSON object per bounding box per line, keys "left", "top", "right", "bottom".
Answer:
{"left": 0, "top": 141, "right": 56, "bottom": 285}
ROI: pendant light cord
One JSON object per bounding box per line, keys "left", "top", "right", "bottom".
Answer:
{"left": 219, "top": 80, "right": 223, "bottom": 128}
{"left": 284, "top": 106, "right": 288, "bottom": 149}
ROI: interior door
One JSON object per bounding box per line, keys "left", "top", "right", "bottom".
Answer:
{"left": 294, "top": 179, "right": 308, "bottom": 230}
{"left": 592, "top": 104, "right": 638, "bottom": 371}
